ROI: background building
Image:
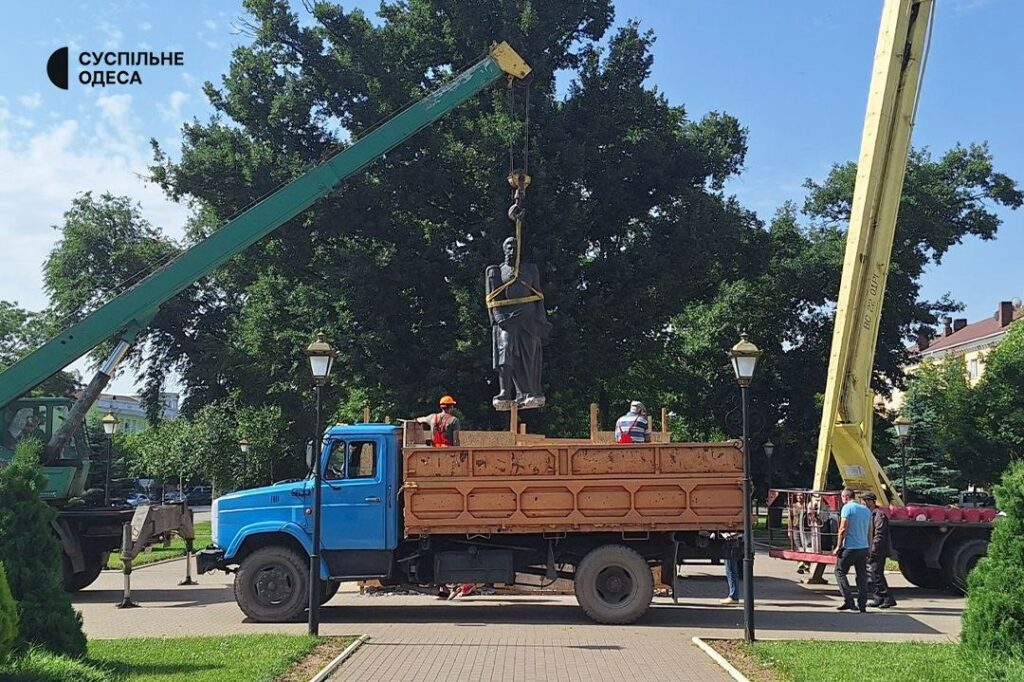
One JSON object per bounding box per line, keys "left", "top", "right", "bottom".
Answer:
{"left": 88, "top": 392, "right": 180, "bottom": 434}
{"left": 885, "top": 298, "right": 1022, "bottom": 410}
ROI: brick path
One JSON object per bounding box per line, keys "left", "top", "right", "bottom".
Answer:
{"left": 75, "top": 554, "right": 964, "bottom": 681}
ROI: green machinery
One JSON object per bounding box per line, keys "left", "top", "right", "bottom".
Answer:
{"left": 0, "top": 42, "right": 532, "bottom": 590}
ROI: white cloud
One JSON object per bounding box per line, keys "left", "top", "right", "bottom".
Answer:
{"left": 951, "top": 0, "right": 990, "bottom": 12}
{"left": 0, "top": 101, "right": 189, "bottom": 316}
{"left": 203, "top": 19, "right": 217, "bottom": 31}
{"left": 98, "top": 21, "right": 124, "bottom": 49}
{"left": 180, "top": 72, "right": 196, "bottom": 87}
{"left": 18, "top": 93, "right": 43, "bottom": 110}
{"left": 158, "top": 90, "right": 189, "bottom": 122}
{"left": 138, "top": 21, "right": 152, "bottom": 32}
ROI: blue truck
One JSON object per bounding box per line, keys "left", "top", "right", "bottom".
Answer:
{"left": 198, "top": 423, "right": 745, "bottom": 624}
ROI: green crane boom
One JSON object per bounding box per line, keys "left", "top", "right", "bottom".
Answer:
{"left": 0, "top": 42, "right": 530, "bottom": 411}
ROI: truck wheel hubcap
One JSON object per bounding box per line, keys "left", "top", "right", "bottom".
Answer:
{"left": 255, "top": 566, "right": 292, "bottom": 604}
{"left": 595, "top": 566, "right": 634, "bottom": 605}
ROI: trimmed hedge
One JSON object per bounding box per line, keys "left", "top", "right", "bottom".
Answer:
{"left": 0, "top": 562, "right": 17, "bottom": 662}
{"left": 0, "top": 441, "right": 87, "bottom": 657}
{"left": 961, "top": 460, "right": 1024, "bottom": 656}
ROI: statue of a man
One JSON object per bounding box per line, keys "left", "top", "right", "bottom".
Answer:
{"left": 485, "top": 236, "right": 551, "bottom": 410}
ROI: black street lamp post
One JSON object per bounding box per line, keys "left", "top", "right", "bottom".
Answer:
{"left": 101, "top": 412, "right": 119, "bottom": 506}
{"left": 729, "top": 332, "right": 762, "bottom": 643}
{"left": 305, "top": 332, "right": 336, "bottom": 637}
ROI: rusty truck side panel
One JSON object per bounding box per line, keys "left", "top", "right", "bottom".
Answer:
{"left": 402, "top": 442, "right": 744, "bottom": 535}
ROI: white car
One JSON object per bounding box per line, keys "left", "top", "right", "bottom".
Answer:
{"left": 126, "top": 493, "right": 150, "bottom": 507}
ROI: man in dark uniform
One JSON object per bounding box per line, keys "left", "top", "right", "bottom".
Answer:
{"left": 863, "top": 492, "right": 897, "bottom": 608}
{"left": 486, "top": 236, "right": 551, "bottom": 410}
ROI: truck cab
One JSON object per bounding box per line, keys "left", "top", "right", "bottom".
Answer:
{"left": 201, "top": 424, "right": 402, "bottom": 620}
{"left": 1, "top": 397, "right": 92, "bottom": 501}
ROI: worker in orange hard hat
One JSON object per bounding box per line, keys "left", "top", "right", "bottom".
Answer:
{"left": 415, "top": 395, "right": 461, "bottom": 447}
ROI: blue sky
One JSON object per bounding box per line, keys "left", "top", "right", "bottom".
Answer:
{"left": 0, "top": 1, "right": 1020, "bottom": 392}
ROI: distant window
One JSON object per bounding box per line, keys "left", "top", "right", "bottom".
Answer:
{"left": 969, "top": 358, "right": 980, "bottom": 381}
{"left": 347, "top": 441, "right": 377, "bottom": 479}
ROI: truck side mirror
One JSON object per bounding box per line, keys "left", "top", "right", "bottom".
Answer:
{"left": 305, "top": 440, "right": 314, "bottom": 470}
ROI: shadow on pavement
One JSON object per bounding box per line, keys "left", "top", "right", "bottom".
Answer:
{"left": 360, "top": 641, "right": 624, "bottom": 651}
{"left": 315, "top": 600, "right": 942, "bottom": 635}
{"left": 72, "top": 585, "right": 234, "bottom": 608}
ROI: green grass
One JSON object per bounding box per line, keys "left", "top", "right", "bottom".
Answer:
{"left": 0, "top": 648, "right": 111, "bottom": 682}
{"left": 0, "top": 635, "right": 350, "bottom": 682}
{"left": 88, "top": 634, "right": 325, "bottom": 682}
{"left": 106, "top": 522, "right": 211, "bottom": 570}
{"left": 744, "top": 641, "right": 1024, "bottom": 682}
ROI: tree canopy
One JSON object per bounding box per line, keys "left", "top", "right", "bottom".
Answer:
{"left": 35, "top": 0, "right": 1022, "bottom": 488}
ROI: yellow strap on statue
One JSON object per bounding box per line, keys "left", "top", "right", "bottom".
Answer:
{"left": 485, "top": 216, "right": 545, "bottom": 309}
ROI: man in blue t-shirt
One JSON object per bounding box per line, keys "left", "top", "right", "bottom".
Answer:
{"left": 833, "top": 488, "right": 871, "bottom": 611}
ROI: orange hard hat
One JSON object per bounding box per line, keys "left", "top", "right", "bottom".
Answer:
{"left": 439, "top": 395, "right": 457, "bottom": 406}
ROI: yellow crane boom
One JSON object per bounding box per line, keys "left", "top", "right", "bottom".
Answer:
{"left": 813, "top": 0, "right": 935, "bottom": 506}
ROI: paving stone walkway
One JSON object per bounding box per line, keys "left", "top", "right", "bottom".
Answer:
{"left": 75, "top": 553, "right": 963, "bottom": 681}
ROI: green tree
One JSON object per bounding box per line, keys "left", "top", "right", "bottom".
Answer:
{"left": 0, "top": 301, "right": 77, "bottom": 397}
{"left": 41, "top": 191, "right": 185, "bottom": 420}
{"left": 0, "top": 441, "right": 86, "bottom": 658}
{"left": 976, "top": 320, "right": 1024, "bottom": 468}
{"left": 961, "top": 460, "right": 1024, "bottom": 657}
{"left": 883, "top": 360, "right": 970, "bottom": 500}
{"left": 0, "top": 563, "right": 17, "bottom": 663}
{"left": 124, "top": 399, "right": 290, "bottom": 493}
{"left": 39, "top": 2, "right": 1020, "bottom": 495}
{"left": 140, "top": 0, "right": 749, "bottom": 441}
{"left": 235, "top": 402, "right": 289, "bottom": 488}
{"left": 123, "top": 418, "right": 198, "bottom": 494}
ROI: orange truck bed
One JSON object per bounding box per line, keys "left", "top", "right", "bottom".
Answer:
{"left": 401, "top": 442, "right": 745, "bottom": 535}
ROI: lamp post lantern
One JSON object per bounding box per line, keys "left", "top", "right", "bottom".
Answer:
{"left": 729, "top": 332, "right": 762, "bottom": 642}
{"left": 305, "top": 332, "right": 336, "bottom": 637}
{"left": 101, "top": 412, "right": 119, "bottom": 506}
{"left": 893, "top": 415, "right": 911, "bottom": 503}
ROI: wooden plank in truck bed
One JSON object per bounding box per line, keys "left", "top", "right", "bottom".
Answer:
{"left": 402, "top": 442, "right": 744, "bottom": 535}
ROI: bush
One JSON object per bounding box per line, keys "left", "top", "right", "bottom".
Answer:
{"left": 0, "top": 562, "right": 18, "bottom": 662}
{"left": 961, "top": 459, "right": 1024, "bottom": 656}
{"left": 0, "top": 648, "right": 113, "bottom": 682}
{"left": 0, "top": 441, "right": 87, "bottom": 658}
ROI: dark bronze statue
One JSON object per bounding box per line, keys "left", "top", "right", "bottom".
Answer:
{"left": 485, "top": 236, "right": 551, "bottom": 410}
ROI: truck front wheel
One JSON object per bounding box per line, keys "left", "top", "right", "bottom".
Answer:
{"left": 234, "top": 546, "right": 309, "bottom": 622}
{"left": 574, "top": 544, "right": 654, "bottom": 624}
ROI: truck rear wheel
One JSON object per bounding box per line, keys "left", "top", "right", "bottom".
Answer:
{"left": 62, "top": 550, "right": 105, "bottom": 592}
{"left": 235, "top": 546, "right": 309, "bottom": 622}
{"left": 898, "top": 554, "right": 947, "bottom": 590}
{"left": 574, "top": 544, "right": 653, "bottom": 624}
{"left": 940, "top": 538, "right": 987, "bottom": 594}
{"left": 321, "top": 580, "right": 340, "bottom": 605}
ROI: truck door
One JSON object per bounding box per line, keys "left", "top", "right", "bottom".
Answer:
{"left": 319, "top": 437, "right": 390, "bottom": 577}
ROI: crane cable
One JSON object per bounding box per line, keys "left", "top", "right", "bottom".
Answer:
{"left": 486, "top": 81, "right": 543, "bottom": 310}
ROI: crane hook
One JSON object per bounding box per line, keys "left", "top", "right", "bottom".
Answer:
{"left": 507, "top": 171, "right": 531, "bottom": 222}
